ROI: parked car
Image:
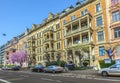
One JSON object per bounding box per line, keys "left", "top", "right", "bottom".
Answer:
{"left": 98, "top": 64, "right": 120, "bottom": 76}
{"left": 66, "top": 64, "right": 75, "bottom": 70}
{"left": 1, "top": 66, "right": 12, "bottom": 70}
{"left": 12, "top": 66, "right": 21, "bottom": 71}
{"left": 31, "top": 65, "right": 44, "bottom": 72}
{"left": 44, "top": 65, "right": 63, "bottom": 73}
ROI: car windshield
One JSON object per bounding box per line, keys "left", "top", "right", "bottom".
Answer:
{"left": 34, "top": 65, "right": 43, "bottom": 68}
{"left": 110, "top": 64, "right": 120, "bottom": 68}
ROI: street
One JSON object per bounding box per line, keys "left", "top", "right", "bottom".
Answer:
{"left": 0, "top": 70, "right": 120, "bottom": 83}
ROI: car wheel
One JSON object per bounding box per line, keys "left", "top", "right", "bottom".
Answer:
{"left": 44, "top": 70, "right": 46, "bottom": 73}
{"left": 101, "top": 71, "right": 108, "bottom": 77}
{"left": 52, "top": 70, "right": 56, "bottom": 73}
{"left": 37, "top": 69, "right": 39, "bottom": 72}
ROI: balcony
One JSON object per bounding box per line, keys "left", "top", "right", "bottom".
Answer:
{"left": 65, "top": 27, "right": 91, "bottom": 37}
{"left": 43, "top": 28, "right": 54, "bottom": 34}
{"left": 44, "top": 48, "right": 55, "bottom": 52}
{"left": 109, "top": 1, "right": 120, "bottom": 11}
{"left": 43, "top": 38, "right": 54, "bottom": 43}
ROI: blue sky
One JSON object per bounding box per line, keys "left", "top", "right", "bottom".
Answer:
{"left": 0, "top": 0, "right": 82, "bottom": 46}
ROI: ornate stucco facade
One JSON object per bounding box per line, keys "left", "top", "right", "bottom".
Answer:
{"left": 1, "top": 0, "right": 120, "bottom": 67}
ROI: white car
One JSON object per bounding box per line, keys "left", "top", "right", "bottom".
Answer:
{"left": 98, "top": 64, "right": 120, "bottom": 76}
{"left": 44, "top": 65, "right": 63, "bottom": 73}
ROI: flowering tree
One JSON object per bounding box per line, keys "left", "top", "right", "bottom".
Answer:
{"left": 9, "top": 50, "right": 28, "bottom": 66}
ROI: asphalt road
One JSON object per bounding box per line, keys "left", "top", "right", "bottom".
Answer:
{"left": 0, "top": 70, "right": 120, "bottom": 83}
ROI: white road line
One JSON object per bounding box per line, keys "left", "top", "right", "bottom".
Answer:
{"left": 0, "top": 79, "right": 12, "bottom": 83}
{"left": 94, "top": 78, "right": 120, "bottom": 82}
{"left": 41, "top": 78, "right": 62, "bottom": 82}
{"left": 7, "top": 78, "right": 24, "bottom": 81}
{"left": 20, "top": 75, "right": 29, "bottom": 77}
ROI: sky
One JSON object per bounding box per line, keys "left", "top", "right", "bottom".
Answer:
{"left": 0, "top": 0, "right": 82, "bottom": 46}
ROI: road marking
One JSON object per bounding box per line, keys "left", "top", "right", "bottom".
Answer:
{"left": 94, "top": 78, "right": 120, "bottom": 82}
{"left": 41, "top": 78, "right": 62, "bottom": 82}
{"left": 20, "top": 75, "right": 29, "bottom": 77}
{"left": 7, "top": 78, "right": 24, "bottom": 81}
{"left": 0, "top": 79, "right": 12, "bottom": 83}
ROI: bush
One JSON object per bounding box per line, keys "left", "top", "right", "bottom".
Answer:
{"left": 83, "top": 60, "right": 89, "bottom": 67}
{"left": 0, "top": 64, "right": 3, "bottom": 68}
{"left": 75, "top": 66, "right": 92, "bottom": 70}
{"left": 46, "top": 60, "right": 66, "bottom": 67}
{"left": 99, "top": 60, "right": 115, "bottom": 68}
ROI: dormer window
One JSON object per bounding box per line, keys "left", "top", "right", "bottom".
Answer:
{"left": 81, "top": 9, "right": 88, "bottom": 16}
{"left": 71, "top": 15, "right": 76, "bottom": 21}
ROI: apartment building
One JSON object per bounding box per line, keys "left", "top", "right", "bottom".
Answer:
{"left": 59, "top": 0, "right": 111, "bottom": 67}
{"left": 4, "top": 37, "right": 18, "bottom": 64}
{"left": 2, "top": 0, "right": 120, "bottom": 67}
{"left": 26, "top": 13, "right": 64, "bottom": 66}
{"left": 3, "top": 32, "right": 27, "bottom": 65}
{"left": 0, "top": 44, "right": 6, "bottom": 64}
{"left": 106, "top": 0, "right": 120, "bottom": 59}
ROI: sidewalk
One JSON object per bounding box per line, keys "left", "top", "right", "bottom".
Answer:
{"left": 69, "top": 69, "right": 98, "bottom": 76}
{"left": 17, "top": 68, "right": 98, "bottom": 77}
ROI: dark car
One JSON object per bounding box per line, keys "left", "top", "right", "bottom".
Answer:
{"left": 31, "top": 65, "right": 44, "bottom": 72}
{"left": 12, "top": 66, "right": 21, "bottom": 71}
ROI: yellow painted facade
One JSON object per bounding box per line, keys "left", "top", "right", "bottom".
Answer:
{"left": 3, "top": 0, "right": 120, "bottom": 67}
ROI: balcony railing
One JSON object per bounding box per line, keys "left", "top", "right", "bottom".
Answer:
{"left": 43, "top": 28, "right": 54, "bottom": 34}
{"left": 43, "top": 38, "right": 54, "bottom": 43}
{"left": 44, "top": 48, "right": 55, "bottom": 52}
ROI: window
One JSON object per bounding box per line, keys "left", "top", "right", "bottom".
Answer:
{"left": 71, "top": 15, "right": 76, "bottom": 21}
{"left": 97, "top": 31, "right": 104, "bottom": 41}
{"left": 63, "top": 20, "right": 66, "bottom": 25}
{"left": 96, "top": 3, "right": 101, "bottom": 12}
{"left": 72, "top": 25, "right": 78, "bottom": 31}
{"left": 82, "top": 35, "right": 88, "bottom": 43}
{"left": 99, "top": 46, "right": 105, "bottom": 56}
{"left": 81, "top": 9, "right": 88, "bottom": 16}
{"left": 56, "top": 32, "right": 60, "bottom": 39}
{"left": 111, "top": 0, "right": 118, "bottom": 6}
{"left": 116, "top": 45, "right": 120, "bottom": 55}
{"left": 57, "top": 42, "right": 61, "bottom": 49}
{"left": 114, "top": 27, "right": 120, "bottom": 38}
{"left": 112, "top": 11, "right": 120, "bottom": 22}
{"left": 96, "top": 16, "right": 103, "bottom": 26}
{"left": 56, "top": 23, "right": 60, "bottom": 30}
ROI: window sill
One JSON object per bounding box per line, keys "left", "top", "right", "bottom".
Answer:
{"left": 111, "top": 38, "right": 120, "bottom": 41}
{"left": 97, "top": 41, "right": 105, "bottom": 44}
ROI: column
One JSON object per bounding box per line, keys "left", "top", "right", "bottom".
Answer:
{"left": 71, "top": 23, "right": 72, "bottom": 32}
{"left": 49, "top": 32, "right": 50, "bottom": 40}
{"left": 79, "top": 19, "right": 81, "bottom": 30}
{"left": 71, "top": 37, "right": 73, "bottom": 46}
{"left": 87, "top": 15, "right": 90, "bottom": 28}
{"left": 88, "top": 32, "right": 91, "bottom": 43}
{"left": 89, "top": 46, "right": 93, "bottom": 66}
{"left": 49, "top": 42, "right": 51, "bottom": 51}
{"left": 65, "top": 51, "right": 68, "bottom": 63}
{"left": 80, "top": 34, "right": 82, "bottom": 44}
{"left": 72, "top": 50, "right": 75, "bottom": 64}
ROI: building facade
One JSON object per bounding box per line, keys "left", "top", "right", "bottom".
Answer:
{"left": 106, "top": 0, "right": 120, "bottom": 59}
{"left": 1, "top": 0, "right": 120, "bottom": 67}
{"left": 26, "top": 13, "right": 65, "bottom": 66}
{"left": 0, "top": 44, "right": 6, "bottom": 64}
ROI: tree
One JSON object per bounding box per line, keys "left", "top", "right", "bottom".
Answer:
{"left": 9, "top": 50, "right": 28, "bottom": 66}
{"left": 105, "top": 46, "right": 116, "bottom": 61}
{"left": 73, "top": 45, "right": 89, "bottom": 66}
